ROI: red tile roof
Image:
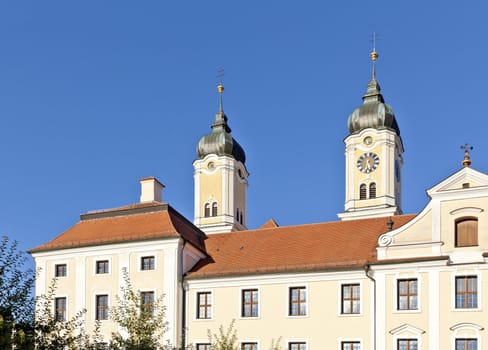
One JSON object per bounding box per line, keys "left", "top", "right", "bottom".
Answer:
{"left": 29, "top": 202, "right": 207, "bottom": 253}
{"left": 187, "top": 214, "right": 416, "bottom": 278}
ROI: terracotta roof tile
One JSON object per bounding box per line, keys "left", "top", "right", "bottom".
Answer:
{"left": 29, "top": 203, "right": 207, "bottom": 253}
{"left": 187, "top": 214, "right": 416, "bottom": 278}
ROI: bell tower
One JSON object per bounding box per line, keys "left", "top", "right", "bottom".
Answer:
{"left": 193, "top": 82, "right": 249, "bottom": 234}
{"left": 338, "top": 48, "right": 404, "bottom": 221}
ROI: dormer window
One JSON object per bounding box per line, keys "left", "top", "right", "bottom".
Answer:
{"left": 455, "top": 217, "right": 478, "bottom": 247}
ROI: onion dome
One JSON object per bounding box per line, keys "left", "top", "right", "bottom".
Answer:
{"left": 347, "top": 50, "right": 400, "bottom": 136}
{"left": 196, "top": 83, "right": 246, "bottom": 164}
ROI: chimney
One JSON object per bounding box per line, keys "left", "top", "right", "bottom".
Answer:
{"left": 139, "top": 177, "right": 164, "bottom": 203}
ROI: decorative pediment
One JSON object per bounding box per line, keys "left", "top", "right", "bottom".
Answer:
{"left": 450, "top": 323, "right": 484, "bottom": 331}
{"left": 389, "top": 323, "right": 425, "bottom": 335}
{"left": 427, "top": 167, "right": 488, "bottom": 198}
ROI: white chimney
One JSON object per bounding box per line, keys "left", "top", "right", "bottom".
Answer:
{"left": 139, "top": 177, "right": 164, "bottom": 203}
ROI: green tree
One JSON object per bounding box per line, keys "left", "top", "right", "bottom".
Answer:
{"left": 110, "top": 267, "right": 168, "bottom": 350}
{"left": 0, "top": 236, "right": 35, "bottom": 349}
{"left": 207, "top": 320, "right": 238, "bottom": 350}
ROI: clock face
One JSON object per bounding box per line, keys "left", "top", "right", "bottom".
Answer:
{"left": 357, "top": 152, "right": 380, "bottom": 173}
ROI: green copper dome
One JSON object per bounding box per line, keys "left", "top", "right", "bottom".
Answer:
{"left": 197, "top": 110, "right": 246, "bottom": 164}
{"left": 347, "top": 77, "right": 400, "bottom": 136}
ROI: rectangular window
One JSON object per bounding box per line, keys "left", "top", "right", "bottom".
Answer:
{"left": 196, "top": 344, "right": 211, "bottom": 350}
{"left": 141, "top": 256, "right": 155, "bottom": 271}
{"left": 241, "top": 343, "right": 258, "bottom": 350}
{"left": 455, "top": 276, "right": 478, "bottom": 308}
{"left": 342, "top": 342, "right": 361, "bottom": 350}
{"left": 241, "top": 289, "right": 259, "bottom": 317}
{"left": 96, "top": 294, "right": 109, "bottom": 320}
{"left": 288, "top": 342, "right": 306, "bottom": 350}
{"left": 141, "top": 291, "right": 155, "bottom": 315}
{"left": 341, "top": 284, "right": 360, "bottom": 314}
{"left": 54, "top": 297, "right": 66, "bottom": 321}
{"left": 289, "top": 287, "right": 306, "bottom": 316}
{"left": 397, "top": 339, "right": 418, "bottom": 350}
{"left": 456, "top": 338, "right": 477, "bottom": 350}
{"left": 455, "top": 218, "right": 478, "bottom": 247}
{"left": 55, "top": 264, "right": 67, "bottom": 277}
{"left": 96, "top": 260, "right": 109, "bottom": 274}
{"left": 398, "top": 279, "right": 418, "bottom": 310}
{"left": 197, "top": 291, "right": 212, "bottom": 319}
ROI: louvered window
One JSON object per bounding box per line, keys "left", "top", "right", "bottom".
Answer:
{"left": 369, "top": 183, "right": 376, "bottom": 199}
{"left": 455, "top": 217, "right": 478, "bottom": 247}
{"left": 359, "top": 184, "right": 367, "bottom": 200}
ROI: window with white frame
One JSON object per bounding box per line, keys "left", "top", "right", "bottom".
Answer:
{"left": 55, "top": 263, "right": 67, "bottom": 277}
{"left": 241, "top": 342, "right": 258, "bottom": 350}
{"left": 288, "top": 286, "right": 306, "bottom": 316}
{"left": 455, "top": 275, "right": 478, "bottom": 309}
{"left": 397, "top": 279, "right": 418, "bottom": 310}
{"left": 455, "top": 338, "right": 477, "bottom": 350}
{"left": 96, "top": 260, "right": 109, "bottom": 274}
{"left": 196, "top": 291, "right": 212, "bottom": 319}
{"left": 96, "top": 294, "right": 109, "bottom": 320}
{"left": 341, "top": 283, "right": 360, "bottom": 314}
{"left": 288, "top": 342, "right": 306, "bottom": 350}
{"left": 241, "top": 289, "right": 258, "bottom": 318}
{"left": 196, "top": 343, "right": 211, "bottom": 350}
{"left": 54, "top": 297, "right": 66, "bottom": 321}
{"left": 397, "top": 338, "right": 417, "bottom": 350}
{"left": 342, "top": 341, "right": 360, "bottom": 350}
{"left": 141, "top": 291, "right": 155, "bottom": 315}
{"left": 141, "top": 256, "right": 155, "bottom": 271}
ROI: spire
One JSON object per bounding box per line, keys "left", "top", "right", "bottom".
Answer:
{"left": 363, "top": 34, "right": 383, "bottom": 104}
{"left": 461, "top": 143, "right": 473, "bottom": 167}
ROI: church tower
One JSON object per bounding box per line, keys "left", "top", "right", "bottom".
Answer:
{"left": 193, "top": 82, "right": 249, "bottom": 234}
{"left": 338, "top": 49, "right": 404, "bottom": 221}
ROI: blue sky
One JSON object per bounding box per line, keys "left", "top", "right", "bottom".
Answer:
{"left": 0, "top": 2, "right": 487, "bottom": 256}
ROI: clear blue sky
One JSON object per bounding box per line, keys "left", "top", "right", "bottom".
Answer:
{"left": 0, "top": 2, "right": 487, "bottom": 256}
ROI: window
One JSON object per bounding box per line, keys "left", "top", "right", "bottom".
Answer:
{"left": 141, "top": 256, "right": 155, "bottom": 270}
{"left": 455, "top": 276, "right": 478, "bottom": 308}
{"left": 55, "top": 264, "right": 67, "bottom": 277}
{"left": 196, "top": 344, "right": 211, "bottom": 350}
{"left": 289, "top": 286, "right": 306, "bottom": 316}
{"left": 288, "top": 342, "right": 306, "bottom": 350}
{"left": 342, "top": 342, "right": 361, "bottom": 350}
{"left": 96, "top": 260, "right": 109, "bottom": 274}
{"left": 204, "top": 203, "right": 210, "bottom": 217}
{"left": 141, "top": 291, "right": 154, "bottom": 315}
{"left": 455, "top": 217, "right": 478, "bottom": 247}
{"left": 341, "top": 284, "right": 360, "bottom": 314}
{"left": 397, "top": 339, "right": 417, "bottom": 350}
{"left": 398, "top": 279, "right": 418, "bottom": 310}
{"left": 241, "top": 289, "right": 258, "bottom": 317}
{"left": 369, "top": 183, "right": 376, "bottom": 199}
{"left": 197, "top": 291, "right": 212, "bottom": 319}
{"left": 241, "top": 343, "right": 258, "bottom": 350}
{"left": 212, "top": 202, "right": 218, "bottom": 216}
{"left": 359, "top": 184, "right": 367, "bottom": 200}
{"left": 54, "top": 297, "right": 66, "bottom": 321}
{"left": 456, "top": 339, "right": 477, "bottom": 350}
{"left": 96, "top": 294, "right": 108, "bottom": 320}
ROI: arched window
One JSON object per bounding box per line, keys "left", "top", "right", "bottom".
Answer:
{"left": 240, "top": 212, "right": 244, "bottom": 224}
{"left": 212, "top": 202, "right": 218, "bottom": 217}
{"left": 369, "top": 183, "right": 376, "bottom": 199}
{"left": 359, "top": 184, "right": 367, "bottom": 200}
{"left": 236, "top": 209, "right": 240, "bottom": 222}
{"left": 455, "top": 217, "right": 478, "bottom": 247}
{"left": 204, "top": 203, "right": 210, "bottom": 218}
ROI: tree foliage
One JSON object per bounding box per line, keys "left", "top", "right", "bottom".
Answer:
{"left": 0, "top": 236, "right": 35, "bottom": 349}
{"left": 207, "top": 319, "right": 238, "bottom": 350}
{"left": 110, "top": 267, "right": 168, "bottom": 350}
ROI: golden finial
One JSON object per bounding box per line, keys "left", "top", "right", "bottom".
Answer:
{"left": 370, "top": 32, "right": 379, "bottom": 78}
{"left": 461, "top": 143, "right": 473, "bottom": 167}
{"left": 217, "top": 67, "right": 225, "bottom": 112}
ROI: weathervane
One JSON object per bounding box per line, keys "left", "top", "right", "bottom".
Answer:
{"left": 460, "top": 143, "right": 473, "bottom": 167}
{"left": 217, "top": 67, "right": 225, "bottom": 112}
{"left": 370, "top": 32, "right": 379, "bottom": 79}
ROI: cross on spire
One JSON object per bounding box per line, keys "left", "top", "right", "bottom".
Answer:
{"left": 370, "top": 32, "right": 379, "bottom": 79}
{"left": 461, "top": 143, "right": 473, "bottom": 167}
